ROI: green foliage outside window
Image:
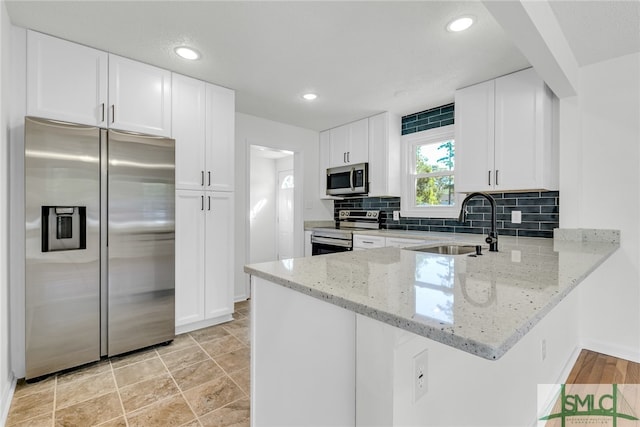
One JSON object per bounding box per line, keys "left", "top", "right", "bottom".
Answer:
{"left": 415, "top": 140, "right": 455, "bottom": 206}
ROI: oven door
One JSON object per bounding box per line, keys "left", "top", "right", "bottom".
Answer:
{"left": 311, "top": 235, "right": 352, "bottom": 256}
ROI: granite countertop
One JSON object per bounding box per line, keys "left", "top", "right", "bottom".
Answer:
{"left": 245, "top": 229, "right": 619, "bottom": 360}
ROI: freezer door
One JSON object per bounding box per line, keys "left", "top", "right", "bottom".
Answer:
{"left": 25, "top": 117, "right": 101, "bottom": 379}
{"left": 107, "top": 129, "right": 175, "bottom": 356}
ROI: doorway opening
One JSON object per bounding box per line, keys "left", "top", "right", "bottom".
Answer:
{"left": 249, "top": 145, "right": 295, "bottom": 263}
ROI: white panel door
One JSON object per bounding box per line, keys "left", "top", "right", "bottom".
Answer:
{"left": 277, "top": 170, "right": 295, "bottom": 260}
{"left": 172, "top": 74, "right": 206, "bottom": 190}
{"left": 348, "top": 118, "right": 369, "bottom": 164}
{"left": 108, "top": 54, "right": 172, "bottom": 137}
{"left": 319, "top": 130, "right": 331, "bottom": 197}
{"left": 27, "top": 31, "right": 108, "bottom": 126}
{"left": 206, "top": 84, "right": 235, "bottom": 191}
{"left": 494, "top": 68, "right": 543, "bottom": 191}
{"left": 175, "top": 190, "right": 206, "bottom": 327}
{"left": 454, "top": 79, "right": 495, "bottom": 193}
{"left": 329, "top": 123, "right": 350, "bottom": 166}
{"left": 204, "top": 191, "right": 235, "bottom": 319}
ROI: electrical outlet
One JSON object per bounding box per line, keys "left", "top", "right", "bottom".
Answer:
{"left": 511, "top": 210, "right": 522, "bottom": 224}
{"left": 541, "top": 339, "right": 547, "bottom": 361}
{"left": 413, "top": 349, "right": 428, "bottom": 402}
{"left": 393, "top": 211, "right": 400, "bottom": 221}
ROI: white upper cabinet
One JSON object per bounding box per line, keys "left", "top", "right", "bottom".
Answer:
{"left": 172, "top": 74, "right": 207, "bottom": 190}
{"left": 205, "top": 84, "right": 235, "bottom": 191}
{"left": 319, "top": 130, "right": 331, "bottom": 198}
{"left": 368, "top": 112, "right": 401, "bottom": 197}
{"left": 27, "top": 31, "right": 108, "bottom": 127}
{"left": 455, "top": 68, "right": 557, "bottom": 193}
{"left": 108, "top": 54, "right": 172, "bottom": 137}
{"left": 328, "top": 118, "right": 369, "bottom": 167}
{"left": 172, "top": 74, "right": 235, "bottom": 191}
{"left": 320, "top": 113, "right": 401, "bottom": 198}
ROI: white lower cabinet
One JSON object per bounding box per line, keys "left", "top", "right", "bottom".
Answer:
{"left": 353, "top": 234, "right": 386, "bottom": 250}
{"left": 175, "top": 190, "right": 234, "bottom": 333}
{"left": 384, "top": 237, "right": 427, "bottom": 248}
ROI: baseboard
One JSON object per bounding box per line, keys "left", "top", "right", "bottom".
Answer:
{"left": 0, "top": 374, "right": 16, "bottom": 427}
{"left": 555, "top": 345, "right": 583, "bottom": 384}
{"left": 532, "top": 346, "right": 583, "bottom": 427}
{"left": 580, "top": 338, "right": 640, "bottom": 364}
{"left": 175, "top": 314, "right": 234, "bottom": 335}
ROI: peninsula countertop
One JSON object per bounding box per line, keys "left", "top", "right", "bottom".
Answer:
{"left": 245, "top": 229, "right": 619, "bottom": 360}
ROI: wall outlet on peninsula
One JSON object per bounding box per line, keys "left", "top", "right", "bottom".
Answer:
{"left": 393, "top": 211, "right": 400, "bottom": 221}
{"left": 413, "top": 349, "right": 428, "bottom": 402}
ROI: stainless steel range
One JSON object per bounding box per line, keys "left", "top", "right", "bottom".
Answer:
{"left": 311, "top": 210, "right": 380, "bottom": 256}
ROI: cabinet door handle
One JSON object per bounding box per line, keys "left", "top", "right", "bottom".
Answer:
{"left": 347, "top": 151, "right": 350, "bottom": 163}
{"left": 201, "top": 195, "right": 204, "bottom": 211}
{"left": 101, "top": 103, "right": 105, "bottom": 122}
{"left": 208, "top": 171, "right": 211, "bottom": 186}
{"left": 111, "top": 105, "right": 115, "bottom": 124}
{"left": 343, "top": 152, "right": 346, "bottom": 163}
{"left": 208, "top": 195, "right": 211, "bottom": 211}
{"left": 495, "top": 170, "right": 499, "bottom": 186}
{"left": 362, "top": 241, "right": 374, "bottom": 244}
{"left": 201, "top": 171, "right": 204, "bottom": 186}
{"left": 488, "top": 170, "right": 491, "bottom": 186}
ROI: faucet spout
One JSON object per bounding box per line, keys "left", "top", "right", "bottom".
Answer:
{"left": 458, "top": 192, "right": 499, "bottom": 252}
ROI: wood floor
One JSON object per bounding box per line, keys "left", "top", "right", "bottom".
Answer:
{"left": 566, "top": 349, "right": 640, "bottom": 384}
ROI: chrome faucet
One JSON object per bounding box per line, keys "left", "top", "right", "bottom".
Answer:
{"left": 459, "top": 192, "right": 499, "bottom": 252}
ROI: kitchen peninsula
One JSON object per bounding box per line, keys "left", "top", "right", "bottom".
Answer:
{"left": 245, "top": 229, "right": 619, "bottom": 426}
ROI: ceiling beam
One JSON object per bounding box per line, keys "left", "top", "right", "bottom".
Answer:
{"left": 482, "top": 0, "right": 579, "bottom": 98}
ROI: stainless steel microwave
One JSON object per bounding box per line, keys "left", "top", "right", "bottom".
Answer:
{"left": 326, "top": 162, "right": 368, "bottom": 196}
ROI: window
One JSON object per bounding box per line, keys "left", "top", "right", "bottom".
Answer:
{"left": 401, "top": 125, "right": 460, "bottom": 218}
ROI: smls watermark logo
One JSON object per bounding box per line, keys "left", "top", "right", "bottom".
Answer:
{"left": 538, "top": 384, "right": 640, "bottom": 426}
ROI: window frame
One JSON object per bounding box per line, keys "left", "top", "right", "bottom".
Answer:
{"left": 400, "top": 125, "right": 460, "bottom": 219}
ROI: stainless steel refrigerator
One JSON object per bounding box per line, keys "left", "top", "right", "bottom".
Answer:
{"left": 25, "top": 116, "right": 175, "bottom": 380}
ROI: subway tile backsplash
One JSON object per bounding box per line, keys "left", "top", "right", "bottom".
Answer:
{"left": 402, "top": 103, "right": 454, "bottom": 135}
{"left": 334, "top": 191, "right": 560, "bottom": 238}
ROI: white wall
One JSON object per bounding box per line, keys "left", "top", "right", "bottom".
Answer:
{"left": 234, "top": 113, "right": 332, "bottom": 300}
{"left": 0, "top": 0, "right": 16, "bottom": 422}
{"left": 249, "top": 151, "right": 277, "bottom": 263}
{"left": 559, "top": 52, "right": 640, "bottom": 362}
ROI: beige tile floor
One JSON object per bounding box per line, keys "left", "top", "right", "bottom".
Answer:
{"left": 6, "top": 301, "right": 251, "bottom": 427}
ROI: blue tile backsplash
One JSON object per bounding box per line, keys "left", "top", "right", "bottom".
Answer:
{"left": 402, "top": 103, "right": 454, "bottom": 135}
{"left": 334, "top": 191, "right": 560, "bottom": 238}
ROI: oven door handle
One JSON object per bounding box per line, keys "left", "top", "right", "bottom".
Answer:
{"left": 311, "top": 236, "right": 352, "bottom": 248}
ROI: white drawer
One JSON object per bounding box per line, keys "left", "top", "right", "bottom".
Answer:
{"left": 353, "top": 234, "right": 386, "bottom": 249}
{"left": 385, "top": 237, "right": 427, "bottom": 248}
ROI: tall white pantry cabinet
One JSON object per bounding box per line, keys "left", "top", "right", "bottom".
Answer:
{"left": 173, "top": 74, "right": 236, "bottom": 334}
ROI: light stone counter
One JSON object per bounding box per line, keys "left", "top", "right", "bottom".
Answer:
{"left": 245, "top": 229, "right": 619, "bottom": 360}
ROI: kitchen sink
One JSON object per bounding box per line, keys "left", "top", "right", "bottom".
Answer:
{"left": 408, "top": 244, "right": 479, "bottom": 255}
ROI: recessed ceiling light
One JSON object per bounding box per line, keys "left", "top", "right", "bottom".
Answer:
{"left": 174, "top": 46, "right": 200, "bottom": 60}
{"left": 447, "top": 16, "right": 475, "bottom": 32}
{"left": 302, "top": 93, "right": 318, "bottom": 101}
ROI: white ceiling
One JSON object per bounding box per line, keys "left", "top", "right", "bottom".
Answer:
{"left": 5, "top": 1, "right": 639, "bottom": 131}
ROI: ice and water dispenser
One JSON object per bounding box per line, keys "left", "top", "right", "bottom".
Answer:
{"left": 41, "top": 206, "right": 87, "bottom": 252}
